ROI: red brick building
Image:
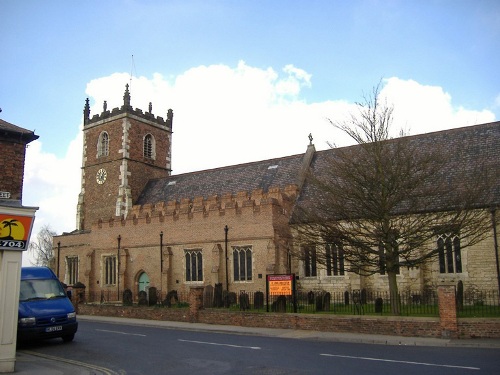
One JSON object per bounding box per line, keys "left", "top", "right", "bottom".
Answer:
{"left": 54, "top": 86, "right": 500, "bottom": 303}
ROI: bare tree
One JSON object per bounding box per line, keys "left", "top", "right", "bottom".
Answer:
{"left": 291, "top": 83, "right": 495, "bottom": 315}
{"left": 29, "top": 225, "right": 57, "bottom": 268}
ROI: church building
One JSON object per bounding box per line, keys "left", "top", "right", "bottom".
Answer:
{"left": 53, "top": 86, "right": 500, "bottom": 302}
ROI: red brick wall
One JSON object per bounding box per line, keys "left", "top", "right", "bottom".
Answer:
{"left": 80, "top": 114, "right": 171, "bottom": 229}
{"left": 0, "top": 140, "right": 26, "bottom": 201}
{"left": 77, "top": 303, "right": 500, "bottom": 339}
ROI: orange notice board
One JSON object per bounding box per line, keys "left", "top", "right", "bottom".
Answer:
{"left": 0, "top": 214, "right": 35, "bottom": 250}
{"left": 267, "top": 274, "right": 294, "bottom": 296}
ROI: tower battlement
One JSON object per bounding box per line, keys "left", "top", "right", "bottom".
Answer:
{"left": 83, "top": 84, "right": 173, "bottom": 128}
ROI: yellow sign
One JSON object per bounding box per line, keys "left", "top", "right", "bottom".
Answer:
{"left": 267, "top": 274, "right": 293, "bottom": 296}
{"left": 0, "top": 214, "right": 35, "bottom": 250}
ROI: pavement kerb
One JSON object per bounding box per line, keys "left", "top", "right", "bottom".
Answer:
{"left": 77, "top": 315, "right": 500, "bottom": 348}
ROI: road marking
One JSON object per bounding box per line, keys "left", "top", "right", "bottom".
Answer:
{"left": 179, "top": 339, "right": 261, "bottom": 350}
{"left": 320, "top": 353, "right": 480, "bottom": 370}
{"left": 96, "top": 329, "right": 146, "bottom": 337}
{"left": 20, "top": 350, "right": 121, "bottom": 375}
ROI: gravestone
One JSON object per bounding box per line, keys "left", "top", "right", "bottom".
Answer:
{"left": 254, "top": 291, "right": 264, "bottom": 310}
{"left": 123, "top": 289, "right": 133, "bottom": 306}
{"left": 323, "top": 292, "right": 331, "bottom": 311}
{"left": 239, "top": 292, "right": 250, "bottom": 310}
{"left": 204, "top": 285, "right": 214, "bottom": 308}
{"left": 375, "top": 297, "right": 383, "bottom": 313}
{"left": 307, "top": 291, "right": 315, "bottom": 304}
{"left": 315, "top": 294, "right": 324, "bottom": 311}
{"left": 163, "top": 290, "right": 178, "bottom": 307}
{"left": 138, "top": 290, "right": 148, "bottom": 306}
{"left": 227, "top": 292, "right": 237, "bottom": 306}
{"left": 271, "top": 295, "right": 287, "bottom": 312}
{"left": 148, "top": 287, "right": 158, "bottom": 306}
{"left": 213, "top": 283, "right": 224, "bottom": 307}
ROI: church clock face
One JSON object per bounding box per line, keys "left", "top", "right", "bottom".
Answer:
{"left": 96, "top": 168, "right": 107, "bottom": 184}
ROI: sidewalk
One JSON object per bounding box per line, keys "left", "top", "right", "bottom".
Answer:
{"left": 14, "top": 314, "right": 500, "bottom": 374}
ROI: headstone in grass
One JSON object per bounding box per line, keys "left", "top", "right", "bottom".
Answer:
{"left": 307, "top": 291, "right": 315, "bottom": 304}
{"left": 323, "top": 292, "right": 331, "bottom": 311}
{"left": 254, "top": 291, "right": 264, "bottom": 309}
{"left": 316, "top": 293, "right": 324, "bottom": 311}
{"left": 272, "top": 295, "right": 287, "bottom": 312}
{"left": 213, "top": 283, "right": 224, "bottom": 307}
{"left": 204, "top": 285, "right": 214, "bottom": 308}
{"left": 123, "top": 289, "right": 133, "bottom": 306}
{"left": 148, "top": 287, "right": 158, "bottom": 306}
{"left": 239, "top": 292, "right": 250, "bottom": 310}
{"left": 138, "top": 290, "right": 148, "bottom": 306}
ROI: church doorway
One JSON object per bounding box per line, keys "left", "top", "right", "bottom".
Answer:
{"left": 138, "top": 272, "right": 150, "bottom": 293}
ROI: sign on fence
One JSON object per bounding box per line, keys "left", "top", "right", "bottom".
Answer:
{"left": 266, "top": 274, "right": 297, "bottom": 313}
{"left": 267, "top": 274, "right": 294, "bottom": 296}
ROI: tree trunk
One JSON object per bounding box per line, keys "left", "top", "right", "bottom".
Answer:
{"left": 387, "top": 271, "right": 400, "bottom": 315}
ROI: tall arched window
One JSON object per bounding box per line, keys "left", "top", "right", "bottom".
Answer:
{"left": 185, "top": 249, "right": 203, "bottom": 282}
{"left": 233, "top": 246, "right": 253, "bottom": 281}
{"left": 438, "top": 233, "right": 462, "bottom": 273}
{"left": 143, "top": 134, "right": 155, "bottom": 159}
{"left": 97, "top": 132, "right": 109, "bottom": 157}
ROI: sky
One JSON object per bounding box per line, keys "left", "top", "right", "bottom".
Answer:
{"left": 1, "top": 1, "right": 498, "bottom": 265}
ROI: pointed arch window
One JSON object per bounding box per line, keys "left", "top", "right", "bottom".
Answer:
{"left": 103, "top": 255, "right": 117, "bottom": 285}
{"left": 233, "top": 246, "right": 253, "bottom": 281}
{"left": 304, "top": 245, "right": 317, "bottom": 277}
{"left": 438, "top": 233, "right": 462, "bottom": 273}
{"left": 326, "top": 242, "right": 345, "bottom": 276}
{"left": 185, "top": 249, "right": 203, "bottom": 282}
{"left": 143, "top": 134, "right": 155, "bottom": 159}
{"left": 97, "top": 132, "right": 109, "bottom": 157}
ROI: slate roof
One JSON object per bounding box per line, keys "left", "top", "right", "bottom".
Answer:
{"left": 137, "top": 121, "right": 500, "bottom": 212}
{"left": 136, "top": 153, "right": 305, "bottom": 204}
{"left": 0, "top": 119, "right": 39, "bottom": 143}
{"left": 294, "top": 120, "right": 500, "bottom": 220}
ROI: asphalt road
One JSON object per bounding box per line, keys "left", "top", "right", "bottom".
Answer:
{"left": 19, "top": 319, "right": 500, "bottom": 374}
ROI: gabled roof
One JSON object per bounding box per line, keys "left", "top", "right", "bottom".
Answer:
{"left": 295, "top": 120, "right": 500, "bottom": 219}
{"left": 137, "top": 121, "right": 499, "bottom": 211}
{"left": 0, "top": 119, "right": 39, "bottom": 143}
{"left": 136, "top": 153, "right": 305, "bottom": 204}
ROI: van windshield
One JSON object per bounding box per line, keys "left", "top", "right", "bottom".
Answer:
{"left": 19, "top": 279, "right": 66, "bottom": 302}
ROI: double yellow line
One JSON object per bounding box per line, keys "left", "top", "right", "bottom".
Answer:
{"left": 20, "top": 350, "right": 123, "bottom": 375}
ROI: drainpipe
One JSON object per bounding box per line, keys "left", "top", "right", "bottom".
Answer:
{"left": 491, "top": 208, "right": 500, "bottom": 296}
{"left": 57, "top": 241, "right": 61, "bottom": 278}
{"left": 225, "top": 225, "right": 229, "bottom": 292}
{"left": 117, "top": 235, "right": 121, "bottom": 301}
{"left": 160, "top": 231, "right": 163, "bottom": 291}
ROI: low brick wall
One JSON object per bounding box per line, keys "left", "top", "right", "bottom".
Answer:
{"left": 197, "top": 309, "right": 443, "bottom": 338}
{"left": 78, "top": 303, "right": 500, "bottom": 339}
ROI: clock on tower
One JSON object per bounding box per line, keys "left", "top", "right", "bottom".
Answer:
{"left": 76, "top": 85, "right": 173, "bottom": 230}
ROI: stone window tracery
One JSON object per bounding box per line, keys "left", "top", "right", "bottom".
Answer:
{"left": 97, "top": 131, "right": 109, "bottom": 157}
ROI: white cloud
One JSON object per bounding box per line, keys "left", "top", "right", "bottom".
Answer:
{"left": 21, "top": 63, "right": 496, "bottom": 266}
{"left": 381, "top": 77, "right": 496, "bottom": 135}
{"left": 22, "top": 133, "right": 83, "bottom": 265}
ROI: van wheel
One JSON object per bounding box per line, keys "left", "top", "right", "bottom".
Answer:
{"left": 62, "top": 334, "right": 75, "bottom": 342}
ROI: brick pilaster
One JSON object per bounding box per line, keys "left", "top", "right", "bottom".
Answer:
{"left": 188, "top": 286, "right": 204, "bottom": 323}
{"left": 437, "top": 285, "right": 458, "bottom": 338}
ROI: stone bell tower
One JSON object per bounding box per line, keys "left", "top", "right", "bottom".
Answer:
{"left": 76, "top": 85, "right": 173, "bottom": 230}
